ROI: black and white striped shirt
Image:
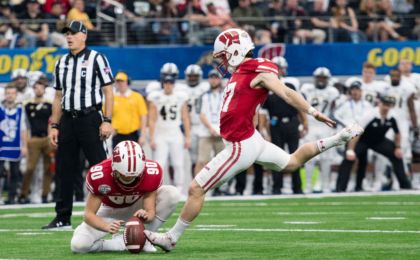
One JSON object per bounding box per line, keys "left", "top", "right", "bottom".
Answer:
{"left": 53, "top": 48, "right": 114, "bottom": 111}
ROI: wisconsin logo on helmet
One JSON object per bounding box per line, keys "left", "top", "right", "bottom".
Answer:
{"left": 219, "top": 30, "right": 240, "bottom": 47}
{"left": 113, "top": 146, "right": 122, "bottom": 163}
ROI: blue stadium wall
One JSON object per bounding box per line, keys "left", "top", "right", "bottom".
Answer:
{"left": 0, "top": 41, "right": 419, "bottom": 82}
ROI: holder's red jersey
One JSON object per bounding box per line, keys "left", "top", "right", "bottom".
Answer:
{"left": 86, "top": 158, "right": 163, "bottom": 208}
{"left": 220, "top": 58, "right": 278, "bottom": 142}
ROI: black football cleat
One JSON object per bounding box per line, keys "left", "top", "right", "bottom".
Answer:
{"left": 42, "top": 217, "right": 72, "bottom": 230}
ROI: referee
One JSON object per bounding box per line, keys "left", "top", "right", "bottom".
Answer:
{"left": 43, "top": 20, "right": 114, "bottom": 229}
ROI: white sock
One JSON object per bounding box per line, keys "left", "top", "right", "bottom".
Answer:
{"left": 101, "top": 234, "right": 126, "bottom": 251}
{"left": 316, "top": 133, "right": 342, "bottom": 152}
{"left": 147, "top": 215, "right": 165, "bottom": 232}
{"left": 167, "top": 217, "right": 191, "bottom": 242}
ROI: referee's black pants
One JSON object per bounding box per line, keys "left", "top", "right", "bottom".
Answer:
{"left": 55, "top": 111, "right": 106, "bottom": 221}
{"left": 336, "top": 139, "right": 412, "bottom": 192}
{"left": 270, "top": 120, "right": 302, "bottom": 194}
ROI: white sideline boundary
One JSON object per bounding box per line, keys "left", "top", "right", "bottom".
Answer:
{"left": 1, "top": 227, "right": 420, "bottom": 234}
{"left": 0, "top": 190, "right": 419, "bottom": 210}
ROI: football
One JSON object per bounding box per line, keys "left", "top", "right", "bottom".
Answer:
{"left": 123, "top": 216, "right": 146, "bottom": 254}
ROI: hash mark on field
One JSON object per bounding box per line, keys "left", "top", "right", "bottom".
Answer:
{"left": 196, "top": 225, "right": 237, "bottom": 228}
{"left": 367, "top": 217, "right": 406, "bottom": 220}
{"left": 16, "top": 232, "right": 53, "bottom": 236}
{"left": 284, "top": 221, "right": 321, "bottom": 224}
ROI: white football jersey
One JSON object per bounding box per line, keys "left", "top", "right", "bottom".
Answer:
{"left": 333, "top": 99, "right": 373, "bottom": 127}
{"left": 145, "top": 81, "right": 186, "bottom": 96}
{"left": 383, "top": 82, "right": 416, "bottom": 120}
{"left": 175, "top": 82, "right": 210, "bottom": 126}
{"left": 335, "top": 93, "right": 349, "bottom": 108}
{"left": 300, "top": 83, "right": 339, "bottom": 125}
{"left": 361, "top": 80, "right": 386, "bottom": 106}
{"left": 147, "top": 91, "right": 189, "bottom": 132}
{"left": 402, "top": 73, "right": 420, "bottom": 95}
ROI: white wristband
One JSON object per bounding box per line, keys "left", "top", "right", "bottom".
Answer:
{"left": 307, "top": 106, "right": 318, "bottom": 116}
{"left": 346, "top": 149, "right": 355, "bottom": 157}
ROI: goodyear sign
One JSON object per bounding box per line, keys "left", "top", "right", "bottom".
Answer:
{"left": 0, "top": 41, "right": 419, "bottom": 82}
{"left": 282, "top": 41, "right": 420, "bottom": 76}
{"left": 0, "top": 47, "right": 64, "bottom": 81}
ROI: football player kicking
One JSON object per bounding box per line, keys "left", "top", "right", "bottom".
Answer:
{"left": 70, "top": 141, "right": 180, "bottom": 253}
{"left": 145, "top": 28, "right": 364, "bottom": 251}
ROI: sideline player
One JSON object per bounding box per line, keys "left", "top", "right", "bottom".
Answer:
{"left": 383, "top": 69, "right": 417, "bottom": 171}
{"left": 147, "top": 74, "right": 191, "bottom": 192}
{"left": 179, "top": 64, "right": 210, "bottom": 172}
{"left": 144, "top": 28, "right": 363, "bottom": 251}
{"left": 145, "top": 63, "right": 183, "bottom": 95}
{"left": 70, "top": 141, "right": 180, "bottom": 253}
{"left": 300, "top": 67, "right": 339, "bottom": 193}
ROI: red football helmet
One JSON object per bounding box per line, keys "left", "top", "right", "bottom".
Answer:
{"left": 111, "top": 141, "right": 146, "bottom": 192}
{"left": 213, "top": 28, "right": 254, "bottom": 75}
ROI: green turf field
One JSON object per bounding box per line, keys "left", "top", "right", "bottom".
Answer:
{"left": 1, "top": 194, "right": 420, "bottom": 259}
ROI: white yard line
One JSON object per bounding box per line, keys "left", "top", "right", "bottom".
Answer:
{"left": 0, "top": 211, "right": 84, "bottom": 218}
{"left": 2, "top": 227, "right": 419, "bottom": 234}
{"left": 1, "top": 190, "right": 419, "bottom": 210}
{"left": 196, "top": 225, "right": 237, "bottom": 228}
{"left": 189, "top": 228, "right": 420, "bottom": 234}
{"left": 0, "top": 229, "right": 73, "bottom": 232}
{"left": 275, "top": 211, "right": 409, "bottom": 215}
{"left": 284, "top": 221, "right": 321, "bottom": 224}
{"left": 367, "top": 217, "right": 406, "bottom": 220}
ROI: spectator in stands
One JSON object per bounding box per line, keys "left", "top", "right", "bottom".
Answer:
{"left": 377, "top": 0, "right": 409, "bottom": 40}
{"left": 206, "top": 2, "right": 236, "bottom": 32}
{"left": 283, "top": 0, "right": 307, "bottom": 43}
{"left": 18, "top": 80, "right": 52, "bottom": 204}
{"left": 45, "top": 1, "right": 68, "bottom": 47}
{"left": 177, "top": 0, "right": 210, "bottom": 44}
{"left": 391, "top": 0, "right": 414, "bottom": 14}
{"left": 232, "top": 0, "right": 265, "bottom": 30}
{"left": 178, "top": 0, "right": 233, "bottom": 45}
{"left": 358, "top": 0, "right": 382, "bottom": 41}
{"left": 0, "top": 18, "right": 12, "bottom": 47}
{"left": 294, "top": 0, "right": 327, "bottom": 43}
{"left": 330, "top": 0, "right": 365, "bottom": 43}
{"left": 112, "top": 71, "right": 148, "bottom": 148}
{"left": 265, "top": 0, "right": 287, "bottom": 43}
{"left": 0, "top": 2, "right": 20, "bottom": 48}
{"left": 413, "top": 17, "right": 420, "bottom": 39}
{"left": 43, "top": 0, "right": 70, "bottom": 14}
{"left": 253, "top": 29, "right": 272, "bottom": 44}
{"left": 66, "top": 0, "right": 101, "bottom": 45}
{"left": 0, "top": 84, "right": 28, "bottom": 205}
{"left": 310, "top": 0, "right": 333, "bottom": 42}
{"left": 152, "top": 0, "right": 180, "bottom": 44}
{"left": 124, "top": 0, "right": 153, "bottom": 44}
{"left": 19, "top": 0, "right": 51, "bottom": 47}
